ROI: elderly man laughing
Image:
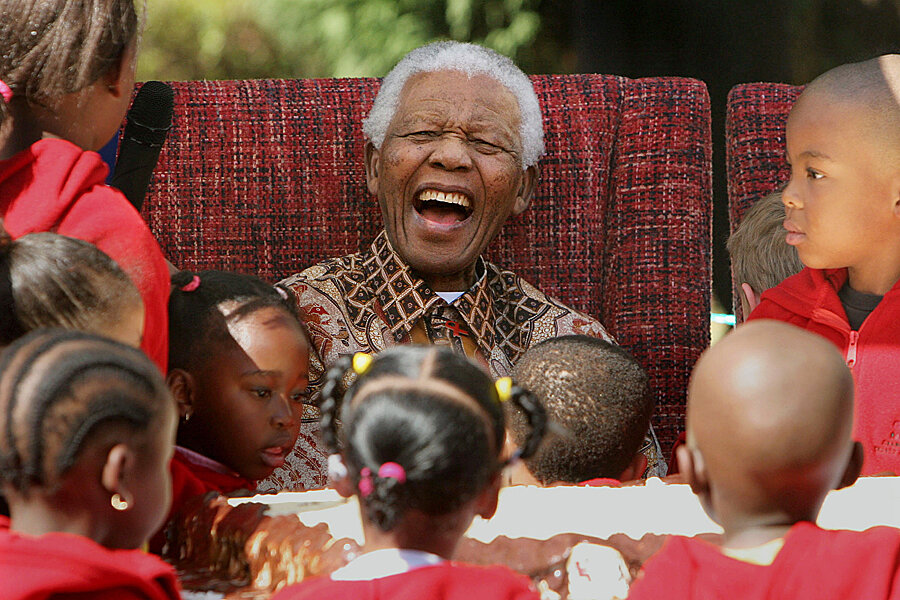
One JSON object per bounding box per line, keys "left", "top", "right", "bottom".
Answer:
{"left": 266, "top": 41, "right": 664, "bottom": 490}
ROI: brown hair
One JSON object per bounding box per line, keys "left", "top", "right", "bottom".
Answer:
{"left": 728, "top": 191, "right": 803, "bottom": 306}
{"left": 0, "top": 225, "right": 141, "bottom": 346}
{"left": 0, "top": 0, "right": 139, "bottom": 124}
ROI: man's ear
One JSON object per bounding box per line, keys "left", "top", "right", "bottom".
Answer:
{"left": 512, "top": 164, "right": 538, "bottom": 216}
{"left": 677, "top": 444, "right": 708, "bottom": 497}
{"left": 364, "top": 142, "right": 381, "bottom": 197}
{"left": 619, "top": 452, "right": 648, "bottom": 483}
{"left": 474, "top": 472, "right": 502, "bottom": 520}
{"left": 166, "top": 369, "right": 195, "bottom": 420}
{"left": 836, "top": 441, "right": 864, "bottom": 490}
{"left": 101, "top": 443, "right": 136, "bottom": 504}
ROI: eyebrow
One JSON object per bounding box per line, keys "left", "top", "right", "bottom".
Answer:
{"left": 242, "top": 369, "right": 280, "bottom": 378}
{"left": 798, "top": 149, "right": 832, "bottom": 160}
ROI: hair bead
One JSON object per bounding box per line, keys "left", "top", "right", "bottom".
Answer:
{"left": 180, "top": 274, "right": 201, "bottom": 292}
{"left": 495, "top": 377, "right": 513, "bottom": 402}
{"left": 352, "top": 352, "right": 373, "bottom": 375}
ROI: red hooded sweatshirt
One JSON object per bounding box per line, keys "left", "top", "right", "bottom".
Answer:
{"left": 0, "top": 517, "right": 182, "bottom": 600}
{"left": 0, "top": 138, "right": 169, "bottom": 372}
{"left": 748, "top": 267, "right": 900, "bottom": 475}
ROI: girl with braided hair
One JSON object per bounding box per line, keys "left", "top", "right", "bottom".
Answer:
{"left": 0, "top": 329, "right": 180, "bottom": 600}
{"left": 151, "top": 270, "right": 311, "bottom": 552}
{"left": 272, "top": 345, "right": 546, "bottom": 600}
{"left": 0, "top": 0, "right": 171, "bottom": 372}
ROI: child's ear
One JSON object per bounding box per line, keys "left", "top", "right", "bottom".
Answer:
{"left": 102, "top": 40, "right": 136, "bottom": 99}
{"left": 618, "top": 452, "right": 648, "bottom": 482}
{"left": 101, "top": 443, "right": 136, "bottom": 509}
{"left": 740, "top": 283, "right": 762, "bottom": 316}
{"left": 474, "top": 472, "right": 502, "bottom": 520}
{"left": 677, "top": 444, "right": 709, "bottom": 497}
{"left": 836, "top": 441, "right": 864, "bottom": 490}
{"left": 166, "top": 369, "right": 195, "bottom": 421}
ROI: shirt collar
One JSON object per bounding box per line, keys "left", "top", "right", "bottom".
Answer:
{"left": 361, "top": 231, "right": 497, "bottom": 353}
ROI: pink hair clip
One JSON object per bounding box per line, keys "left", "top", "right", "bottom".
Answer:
{"left": 358, "top": 467, "right": 374, "bottom": 497}
{"left": 181, "top": 275, "right": 201, "bottom": 292}
{"left": 0, "top": 80, "right": 12, "bottom": 104}
{"left": 378, "top": 462, "right": 407, "bottom": 484}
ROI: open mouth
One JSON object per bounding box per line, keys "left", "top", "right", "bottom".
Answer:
{"left": 260, "top": 445, "right": 289, "bottom": 469}
{"left": 414, "top": 189, "right": 473, "bottom": 226}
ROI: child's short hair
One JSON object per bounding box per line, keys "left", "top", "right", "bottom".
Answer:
{"left": 0, "top": 0, "right": 139, "bottom": 123}
{"left": 320, "top": 346, "right": 546, "bottom": 531}
{"left": 727, "top": 191, "right": 803, "bottom": 299}
{"left": 0, "top": 228, "right": 141, "bottom": 346}
{"left": 0, "top": 328, "right": 168, "bottom": 492}
{"left": 167, "top": 270, "right": 305, "bottom": 372}
{"left": 510, "top": 335, "right": 653, "bottom": 483}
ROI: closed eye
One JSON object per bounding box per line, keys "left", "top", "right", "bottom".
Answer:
{"left": 403, "top": 130, "right": 440, "bottom": 141}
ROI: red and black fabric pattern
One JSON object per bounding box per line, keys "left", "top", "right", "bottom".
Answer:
{"left": 139, "top": 75, "right": 712, "bottom": 454}
{"left": 725, "top": 82, "right": 802, "bottom": 316}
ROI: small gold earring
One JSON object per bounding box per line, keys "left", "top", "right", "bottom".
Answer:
{"left": 183, "top": 410, "right": 192, "bottom": 423}
{"left": 111, "top": 493, "right": 130, "bottom": 511}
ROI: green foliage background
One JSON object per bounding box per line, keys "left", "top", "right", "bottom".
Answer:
{"left": 137, "top": 0, "right": 543, "bottom": 81}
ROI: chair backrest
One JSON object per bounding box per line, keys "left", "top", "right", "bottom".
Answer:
{"left": 141, "top": 74, "right": 713, "bottom": 453}
{"left": 725, "top": 82, "right": 802, "bottom": 319}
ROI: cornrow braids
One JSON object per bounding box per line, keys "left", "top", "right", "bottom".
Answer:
{"left": 0, "top": 329, "right": 168, "bottom": 493}
{"left": 168, "top": 270, "right": 306, "bottom": 373}
{"left": 324, "top": 346, "right": 510, "bottom": 532}
{"left": 0, "top": 0, "right": 139, "bottom": 126}
{"left": 0, "top": 226, "right": 141, "bottom": 346}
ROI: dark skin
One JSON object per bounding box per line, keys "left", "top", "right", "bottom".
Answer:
{"left": 168, "top": 305, "right": 310, "bottom": 482}
{"left": 0, "top": 40, "right": 137, "bottom": 160}
{"left": 679, "top": 320, "right": 863, "bottom": 552}
{"left": 5, "top": 400, "right": 176, "bottom": 550}
{"left": 334, "top": 467, "right": 502, "bottom": 560}
{"left": 365, "top": 70, "right": 538, "bottom": 292}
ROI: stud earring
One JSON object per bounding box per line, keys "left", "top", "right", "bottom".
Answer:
{"left": 183, "top": 409, "right": 192, "bottom": 423}
{"left": 111, "top": 493, "right": 130, "bottom": 511}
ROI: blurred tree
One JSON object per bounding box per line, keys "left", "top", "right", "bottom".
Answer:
{"left": 138, "top": 0, "right": 541, "bottom": 80}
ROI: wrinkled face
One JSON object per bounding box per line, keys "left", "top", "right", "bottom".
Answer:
{"left": 366, "top": 70, "right": 537, "bottom": 289}
{"left": 783, "top": 93, "right": 899, "bottom": 281}
{"left": 186, "top": 306, "right": 310, "bottom": 481}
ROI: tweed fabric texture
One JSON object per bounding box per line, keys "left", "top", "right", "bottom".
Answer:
{"left": 140, "top": 75, "right": 712, "bottom": 465}
{"left": 725, "top": 83, "right": 802, "bottom": 317}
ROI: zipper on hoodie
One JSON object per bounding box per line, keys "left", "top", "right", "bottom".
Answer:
{"left": 846, "top": 330, "right": 859, "bottom": 368}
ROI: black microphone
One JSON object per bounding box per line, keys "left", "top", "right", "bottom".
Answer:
{"left": 111, "top": 81, "right": 174, "bottom": 213}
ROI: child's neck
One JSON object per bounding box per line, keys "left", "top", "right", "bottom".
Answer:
{"left": 0, "top": 97, "right": 97, "bottom": 161}
{"left": 361, "top": 509, "right": 470, "bottom": 561}
{"left": 847, "top": 260, "right": 900, "bottom": 296}
{"left": 8, "top": 494, "right": 106, "bottom": 545}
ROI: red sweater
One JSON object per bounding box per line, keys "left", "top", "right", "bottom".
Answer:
{"left": 270, "top": 563, "right": 539, "bottom": 600}
{"left": 0, "top": 138, "right": 170, "bottom": 372}
{"left": 627, "top": 522, "right": 900, "bottom": 600}
{"left": 150, "top": 448, "right": 255, "bottom": 553}
{"left": 748, "top": 267, "right": 900, "bottom": 475}
{"left": 0, "top": 516, "right": 182, "bottom": 600}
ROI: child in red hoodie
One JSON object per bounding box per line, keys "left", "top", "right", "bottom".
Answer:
{"left": 627, "top": 321, "right": 900, "bottom": 600}
{"left": 0, "top": 329, "right": 181, "bottom": 600}
{"left": 271, "top": 346, "right": 546, "bottom": 600}
{"left": 0, "top": 0, "right": 170, "bottom": 372}
{"left": 152, "top": 270, "right": 311, "bottom": 552}
{"left": 747, "top": 55, "right": 900, "bottom": 475}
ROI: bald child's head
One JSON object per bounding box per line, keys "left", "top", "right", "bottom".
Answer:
{"left": 679, "top": 321, "right": 862, "bottom": 533}
{"left": 800, "top": 54, "right": 900, "bottom": 165}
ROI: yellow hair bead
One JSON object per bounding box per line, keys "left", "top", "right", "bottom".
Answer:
{"left": 495, "top": 377, "right": 513, "bottom": 402}
{"left": 352, "top": 352, "right": 373, "bottom": 375}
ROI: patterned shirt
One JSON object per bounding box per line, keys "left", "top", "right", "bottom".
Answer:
{"left": 261, "top": 231, "right": 663, "bottom": 490}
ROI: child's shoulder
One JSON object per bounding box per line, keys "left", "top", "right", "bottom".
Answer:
{"left": 271, "top": 563, "right": 538, "bottom": 600}
{"left": 0, "top": 525, "right": 180, "bottom": 600}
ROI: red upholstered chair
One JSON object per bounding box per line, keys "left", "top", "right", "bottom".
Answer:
{"left": 726, "top": 82, "right": 803, "bottom": 318}
{"left": 141, "top": 75, "right": 712, "bottom": 454}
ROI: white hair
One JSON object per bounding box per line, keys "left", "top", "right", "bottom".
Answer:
{"left": 362, "top": 41, "right": 545, "bottom": 169}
